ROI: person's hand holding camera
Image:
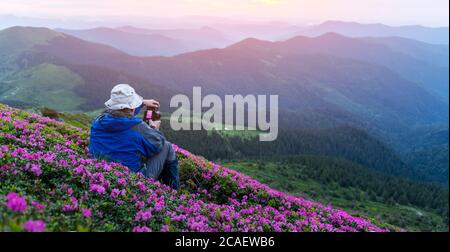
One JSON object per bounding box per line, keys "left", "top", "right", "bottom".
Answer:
{"left": 142, "top": 99, "right": 161, "bottom": 130}
{"left": 143, "top": 99, "right": 160, "bottom": 109}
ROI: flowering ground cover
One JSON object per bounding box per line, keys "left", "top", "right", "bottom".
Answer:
{"left": 0, "top": 104, "right": 387, "bottom": 232}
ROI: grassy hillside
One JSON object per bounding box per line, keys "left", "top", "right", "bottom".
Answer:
{"left": 0, "top": 63, "right": 85, "bottom": 111}
{"left": 0, "top": 27, "right": 87, "bottom": 111}
{"left": 0, "top": 26, "right": 64, "bottom": 55}
{"left": 395, "top": 124, "right": 449, "bottom": 184}
{"left": 0, "top": 104, "right": 387, "bottom": 232}
{"left": 163, "top": 125, "right": 414, "bottom": 178}
{"left": 21, "top": 108, "right": 448, "bottom": 231}
{"left": 222, "top": 158, "right": 448, "bottom": 231}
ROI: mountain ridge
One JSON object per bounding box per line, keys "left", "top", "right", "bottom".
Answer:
{"left": 296, "top": 20, "right": 449, "bottom": 45}
{"left": 0, "top": 26, "right": 447, "bottom": 185}
{"left": 55, "top": 27, "right": 194, "bottom": 56}
{"left": 1, "top": 27, "right": 447, "bottom": 129}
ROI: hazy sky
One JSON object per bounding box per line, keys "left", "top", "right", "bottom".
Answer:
{"left": 0, "top": 0, "right": 448, "bottom": 26}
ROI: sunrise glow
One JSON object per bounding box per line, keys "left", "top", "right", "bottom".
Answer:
{"left": 0, "top": 0, "right": 448, "bottom": 26}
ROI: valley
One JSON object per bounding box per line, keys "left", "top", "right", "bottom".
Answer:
{"left": 0, "top": 23, "right": 448, "bottom": 232}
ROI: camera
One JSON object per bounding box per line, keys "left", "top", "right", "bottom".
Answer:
{"left": 143, "top": 108, "right": 161, "bottom": 127}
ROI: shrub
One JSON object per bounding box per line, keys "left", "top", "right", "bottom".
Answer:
{"left": 0, "top": 104, "right": 386, "bottom": 232}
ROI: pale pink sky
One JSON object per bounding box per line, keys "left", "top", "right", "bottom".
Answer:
{"left": 1, "top": 0, "right": 448, "bottom": 26}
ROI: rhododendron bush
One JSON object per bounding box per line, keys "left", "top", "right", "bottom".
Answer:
{"left": 0, "top": 104, "right": 387, "bottom": 232}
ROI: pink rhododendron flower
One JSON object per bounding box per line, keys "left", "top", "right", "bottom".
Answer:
{"left": 110, "top": 188, "right": 120, "bottom": 198}
{"left": 81, "top": 208, "right": 92, "bottom": 218}
{"left": 135, "top": 201, "right": 145, "bottom": 209}
{"left": 117, "top": 178, "right": 126, "bottom": 186}
{"left": 23, "top": 220, "right": 46, "bottom": 232}
{"left": 62, "top": 197, "right": 78, "bottom": 212}
{"left": 132, "top": 226, "right": 151, "bottom": 232}
{"left": 6, "top": 192, "right": 27, "bottom": 213}
{"left": 135, "top": 209, "right": 152, "bottom": 221}
{"left": 30, "top": 164, "right": 42, "bottom": 176}
{"left": 160, "top": 225, "right": 170, "bottom": 232}
{"left": 89, "top": 184, "right": 106, "bottom": 195}
{"left": 31, "top": 201, "right": 45, "bottom": 211}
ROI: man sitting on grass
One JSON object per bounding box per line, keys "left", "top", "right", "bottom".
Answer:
{"left": 89, "top": 84, "right": 179, "bottom": 189}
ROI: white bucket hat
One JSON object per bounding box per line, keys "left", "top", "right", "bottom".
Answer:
{"left": 105, "top": 84, "right": 143, "bottom": 110}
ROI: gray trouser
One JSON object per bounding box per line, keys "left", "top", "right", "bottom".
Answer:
{"left": 144, "top": 141, "right": 177, "bottom": 179}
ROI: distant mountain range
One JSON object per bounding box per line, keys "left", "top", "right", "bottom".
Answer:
{"left": 0, "top": 26, "right": 448, "bottom": 184}
{"left": 1, "top": 26, "right": 447, "bottom": 125}
{"left": 116, "top": 26, "right": 232, "bottom": 48}
{"left": 52, "top": 21, "right": 449, "bottom": 57}
{"left": 56, "top": 26, "right": 232, "bottom": 56}
{"left": 55, "top": 27, "right": 192, "bottom": 56}
{"left": 294, "top": 21, "right": 449, "bottom": 45}
{"left": 279, "top": 33, "right": 449, "bottom": 101}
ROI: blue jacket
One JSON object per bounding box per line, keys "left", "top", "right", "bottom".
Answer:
{"left": 89, "top": 106, "right": 165, "bottom": 173}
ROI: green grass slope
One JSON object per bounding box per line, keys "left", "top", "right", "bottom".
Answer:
{"left": 222, "top": 158, "right": 448, "bottom": 231}
{"left": 0, "top": 63, "right": 86, "bottom": 111}
{"left": 14, "top": 108, "right": 447, "bottom": 231}
{"left": 0, "top": 104, "right": 387, "bottom": 232}
{"left": 0, "top": 27, "right": 87, "bottom": 111}
{"left": 0, "top": 26, "right": 64, "bottom": 56}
